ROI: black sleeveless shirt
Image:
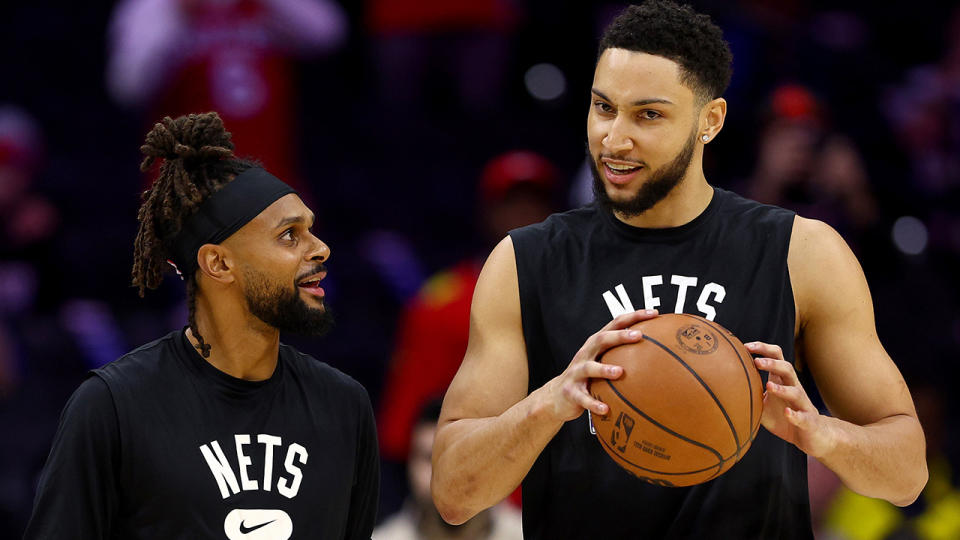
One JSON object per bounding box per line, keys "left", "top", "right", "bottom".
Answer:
{"left": 509, "top": 188, "right": 811, "bottom": 539}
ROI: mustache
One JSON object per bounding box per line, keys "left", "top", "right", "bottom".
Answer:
{"left": 597, "top": 153, "right": 645, "bottom": 167}
{"left": 295, "top": 264, "right": 327, "bottom": 283}
{"left": 584, "top": 142, "right": 646, "bottom": 168}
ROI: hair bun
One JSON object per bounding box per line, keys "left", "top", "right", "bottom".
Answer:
{"left": 139, "top": 112, "right": 236, "bottom": 171}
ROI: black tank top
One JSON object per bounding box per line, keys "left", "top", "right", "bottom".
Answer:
{"left": 509, "top": 187, "right": 811, "bottom": 539}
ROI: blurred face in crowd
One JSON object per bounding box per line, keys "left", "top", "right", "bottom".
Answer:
{"left": 587, "top": 48, "right": 702, "bottom": 217}
{"left": 408, "top": 421, "right": 435, "bottom": 505}
{"left": 218, "top": 194, "right": 334, "bottom": 336}
{"left": 483, "top": 185, "right": 554, "bottom": 241}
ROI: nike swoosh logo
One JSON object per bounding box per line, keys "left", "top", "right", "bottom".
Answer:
{"left": 239, "top": 519, "right": 276, "bottom": 534}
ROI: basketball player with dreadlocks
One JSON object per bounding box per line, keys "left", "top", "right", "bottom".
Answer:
{"left": 432, "top": 2, "right": 926, "bottom": 539}
{"left": 24, "top": 112, "right": 379, "bottom": 539}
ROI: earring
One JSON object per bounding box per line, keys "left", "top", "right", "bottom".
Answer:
{"left": 701, "top": 134, "right": 709, "bottom": 143}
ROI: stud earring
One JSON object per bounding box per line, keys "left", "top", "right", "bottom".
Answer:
{"left": 701, "top": 134, "right": 709, "bottom": 143}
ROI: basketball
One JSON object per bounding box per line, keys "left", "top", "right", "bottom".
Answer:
{"left": 588, "top": 313, "right": 763, "bottom": 487}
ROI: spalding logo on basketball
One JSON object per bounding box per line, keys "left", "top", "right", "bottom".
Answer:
{"left": 588, "top": 313, "right": 764, "bottom": 487}
{"left": 676, "top": 324, "right": 718, "bottom": 355}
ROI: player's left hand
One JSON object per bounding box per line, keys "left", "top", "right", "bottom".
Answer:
{"left": 746, "top": 341, "right": 838, "bottom": 459}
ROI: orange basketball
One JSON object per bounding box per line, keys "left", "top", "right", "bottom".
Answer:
{"left": 588, "top": 313, "right": 763, "bottom": 487}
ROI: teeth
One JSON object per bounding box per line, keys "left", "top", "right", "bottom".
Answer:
{"left": 606, "top": 163, "right": 640, "bottom": 172}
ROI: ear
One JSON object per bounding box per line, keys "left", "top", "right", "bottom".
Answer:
{"left": 196, "top": 244, "right": 235, "bottom": 284}
{"left": 699, "top": 97, "right": 727, "bottom": 143}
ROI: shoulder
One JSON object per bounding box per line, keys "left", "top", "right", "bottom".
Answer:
{"left": 789, "top": 215, "right": 848, "bottom": 257}
{"left": 53, "top": 375, "right": 120, "bottom": 447}
{"left": 94, "top": 330, "right": 182, "bottom": 389}
{"left": 508, "top": 205, "right": 601, "bottom": 272}
{"left": 510, "top": 205, "right": 599, "bottom": 244}
{"left": 788, "top": 216, "right": 856, "bottom": 283}
{"left": 281, "top": 345, "right": 371, "bottom": 406}
{"left": 65, "top": 375, "right": 116, "bottom": 417}
{"left": 714, "top": 188, "right": 795, "bottom": 229}
{"left": 787, "top": 217, "right": 866, "bottom": 323}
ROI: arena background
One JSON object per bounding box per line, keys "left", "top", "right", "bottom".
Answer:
{"left": 1, "top": 0, "right": 958, "bottom": 537}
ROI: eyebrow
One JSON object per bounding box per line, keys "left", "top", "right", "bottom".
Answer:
{"left": 592, "top": 88, "right": 675, "bottom": 107}
{"left": 274, "top": 213, "right": 315, "bottom": 229}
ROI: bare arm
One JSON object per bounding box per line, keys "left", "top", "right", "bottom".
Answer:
{"left": 750, "top": 217, "right": 927, "bottom": 506}
{"left": 431, "top": 237, "right": 653, "bottom": 524}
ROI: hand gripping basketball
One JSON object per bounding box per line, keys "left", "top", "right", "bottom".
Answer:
{"left": 747, "top": 341, "right": 837, "bottom": 459}
{"left": 546, "top": 310, "right": 658, "bottom": 422}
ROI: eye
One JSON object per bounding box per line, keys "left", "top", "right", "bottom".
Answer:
{"left": 594, "top": 101, "right": 614, "bottom": 114}
{"left": 639, "top": 110, "right": 662, "bottom": 120}
{"left": 280, "top": 228, "right": 295, "bottom": 241}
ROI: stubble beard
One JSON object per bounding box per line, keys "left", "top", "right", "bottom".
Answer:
{"left": 591, "top": 130, "right": 697, "bottom": 218}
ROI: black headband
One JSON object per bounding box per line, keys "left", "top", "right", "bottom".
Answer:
{"left": 168, "top": 167, "right": 296, "bottom": 277}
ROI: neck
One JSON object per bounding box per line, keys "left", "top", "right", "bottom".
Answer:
{"left": 613, "top": 165, "right": 714, "bottom": 228}
{"left": 187, "top": 291, "right": 281, "bottom": 381}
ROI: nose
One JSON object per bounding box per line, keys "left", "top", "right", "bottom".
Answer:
{"left": 307, "top": 235, "right": 330, "bottom": 263}
{"left": 602, "top": 115, "right": 634, "bottom": 154}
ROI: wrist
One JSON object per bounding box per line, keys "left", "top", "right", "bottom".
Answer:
{"left": 528, "top": 381, "right": 565, "bottom": 426}
{"left": 810, "top": 414, "right": 844, "bottom": 461}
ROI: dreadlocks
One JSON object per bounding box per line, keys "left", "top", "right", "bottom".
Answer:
{"left": 131, "top": 112, "right": 257, "bottom": 358}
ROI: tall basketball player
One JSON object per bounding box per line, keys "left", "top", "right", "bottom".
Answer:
{"left": 24, "top": 112, "right": 379, "bottom": 539}
{"left": 431, "top": 2, "right": 927, "bottom": 538}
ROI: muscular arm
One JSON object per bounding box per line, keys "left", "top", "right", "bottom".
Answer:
{"left": 763, "top": 217, "right": 926, "bottom": 506}
{"left": 431, "top": 237, "right": 650, "bottom": 524}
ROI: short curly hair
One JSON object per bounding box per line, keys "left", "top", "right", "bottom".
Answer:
{"left": 598, "top": 1, "right": 733, "bottom": 103}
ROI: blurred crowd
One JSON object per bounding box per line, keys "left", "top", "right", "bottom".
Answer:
{"left": 2, "top": 1, "right": 959, "bottom": 538}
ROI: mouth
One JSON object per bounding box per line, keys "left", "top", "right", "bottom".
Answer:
{"left": 601, "top": 159, "right": 644, "bottom": 185}
{"left": 296, "top": 271, "right": 326, "bottom": 298}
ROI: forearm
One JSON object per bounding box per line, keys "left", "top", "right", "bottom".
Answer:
{"left": 817, "top": 414, "right": 927, "bottom": 506}
{"left": 432, "top": 384, "right": 564, "bottom": 524}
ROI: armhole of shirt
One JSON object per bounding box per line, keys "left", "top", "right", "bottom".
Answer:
{"left": 508, "top": 226, "right": 548, "bottom": 392}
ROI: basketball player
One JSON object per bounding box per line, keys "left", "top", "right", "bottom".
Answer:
{"left": 431, "top": 2, "right": 927, "bottom": 538}
{"left": 24, "top": 113, "right": 379, "bottom": 539}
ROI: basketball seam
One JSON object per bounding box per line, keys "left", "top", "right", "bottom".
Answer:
{"left": 603, "top": 380, "right": 725, "bottom": 464}
{"left": 596, "top": 427, "right": 724, "bottom": 477}
{"left": 642, "top": 334, "right": 742, "bottom": 461}
{"left": 679, "top": 314, "right": 756, "bottom": 459}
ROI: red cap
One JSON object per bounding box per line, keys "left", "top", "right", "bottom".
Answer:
{"left": 769, "top": 84, "right": 822, "bottom": 123}
{"left": 480, "top": 150, "right": 558, "bottom": 204}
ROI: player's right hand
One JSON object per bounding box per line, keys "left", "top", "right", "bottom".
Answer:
{"left": 544, "top": 309, "right": 658, "bottom": 422}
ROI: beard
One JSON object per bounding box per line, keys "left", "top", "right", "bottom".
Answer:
{"left": 241, "top": 264, "right": 334, "bottom": 337}
{"left": 591, "top": 130, "right": 697, "bottom": 218}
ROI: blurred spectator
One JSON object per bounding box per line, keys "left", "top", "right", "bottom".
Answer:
{"left": 374, "top": 399, "right": 523, "bottom": 540}
{"left": 106, "top": 0, "right": 347, "bottom": 194}
{"left": 366, "top": 0, "right": 517, "bottom": 116}
{"left": 376, "top": 151, "right": 558, "bottom": 512}
{"left": 742, "top": 84, "right": 880, "bottom": 251}
{"left": 0, "top": 105, "right": 57, "bottom": 391}
{"left": 0, "top": 106, "right": 58, "bottom": 256}
{"left": 377, "top": 150, "right": 558, "bottom": 463}
{"left": 883, "top": 6, "right": 960, "bottom": 258}
{"left": 0, "top": 106, "right": 129, "bottom": 538}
